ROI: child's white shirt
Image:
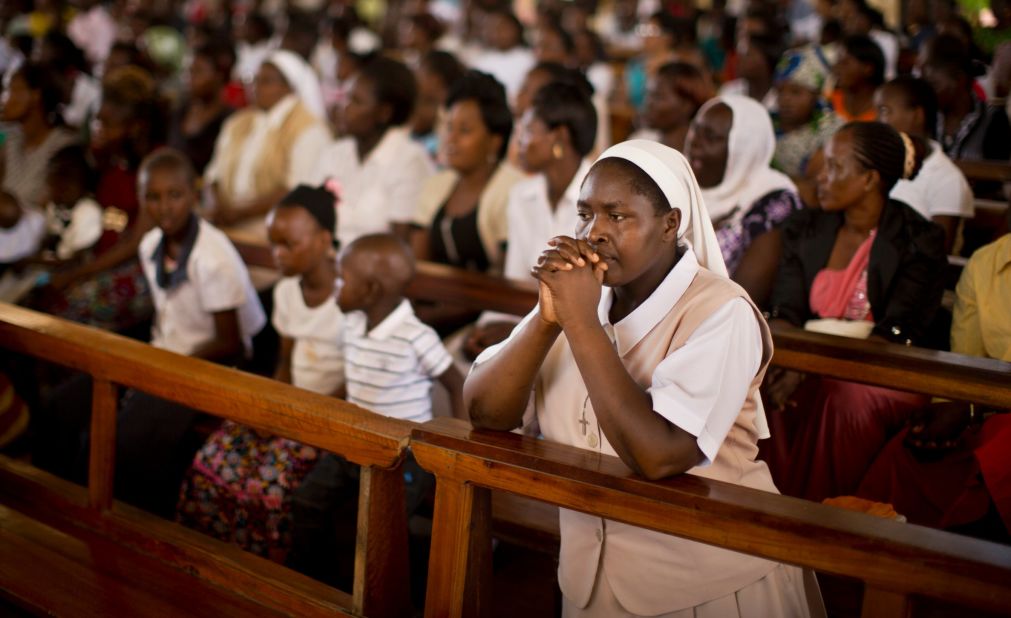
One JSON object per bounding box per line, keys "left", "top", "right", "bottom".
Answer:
{"left": 0, "top": 207, "right": 45, "bottom": 263}
{"left": 45, "top": 197, "right": 103, "bottom": 260}
{"left": 272, "top": 276, "right": 345, "bottom": 395}
{"left": 343, "top": 299, "right": 452, "bottom": 423}
{"left": 139, "top": 218, "right": 266, "bottom": 357}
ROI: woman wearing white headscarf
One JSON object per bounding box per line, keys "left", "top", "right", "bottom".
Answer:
{"left": 466, "top": 140, "right": 824, "bottom": 618}
{"left": 686, "top": 94, "right": 803, "bottom": 306}
{"left": 204, "top": 49, "right": 330, "bottom": 239}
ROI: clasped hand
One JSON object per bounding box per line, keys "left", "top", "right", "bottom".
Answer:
{"left": 531, "top": 236, "right": 607, "bottom": 329}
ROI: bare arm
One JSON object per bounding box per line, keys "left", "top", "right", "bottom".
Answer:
{"left": 534, "top": 244, "right": 702, "bottom": 479}
{"left": 191, "top": 308, "right": 244, "bottom": 365}
{"left": 932, "top": 215, "right": 959, "bottom": 255}
{"left": 465, "top": 311, "right": 561, "bottom": 431}
{"left": 274, "top": 335, "right": 294, "bottom": 383}
{"left": 408, "top": 225, "right": 432, "bottom": 260}
{"left": 733, "top": 228, "right": 784, "bottom": 307}
{"left": 50, "top": 209, "right": 156, "bottom": 290}
{"left": 437, "top": 364, "right": 467, "bottom": 420}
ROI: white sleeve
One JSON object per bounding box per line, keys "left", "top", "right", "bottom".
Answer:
{"left": 929, "top": 164, "right": 975, "bottom": 218}
{"left": 412, "top": 325, "right": 454, "bottom": 377}
{"left": 387, "top": 148, "right": 435, "bottom": 225}
{"left": 648, "top": 298, "right": 763, "bottom": 465}
{"left": 287, "top": 125, "right": 333, "bottom": 188}
{"left": 502, "top": 188, "right": 530, "bottom": 282}
{"left": 193, "top": 241, "right": 249, "bottom": 314}
{"left": 57, "top": 199, "right": 104, "bottom": 258}
{"left": 271, "top": 279, "right": 292, "bottom": 338}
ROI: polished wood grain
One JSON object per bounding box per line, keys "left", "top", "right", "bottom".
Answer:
{"left": 88, "top": 377, "right": 117, "bottom": 511}
{"left": 413, "top": 417, "right": 1011, "bottom": 617}
{"left": 0, "top": 303, "right": 411, "bottom": 468}
{"left": 354, "top": 464, "right": 412, "bottom": 618}
{"left": 0, "top": 456, "right": 352, "bottom": 617}
{"left": 954, "top": 159, "right": 1011, "bottom": 184}
{"left": 0, "top": 504, "right": 303, "bottom": 617}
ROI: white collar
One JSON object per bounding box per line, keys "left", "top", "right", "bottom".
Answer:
{"left": 263, "top": 94, "right": 298, "bottom": 129}
{"left": 595, "top": 248, "right": 700, "bottom": 356}
{"left": 366, "top": 127, "right": 409, "bottom": 166}
{"left": 367, "top": 299, "right": 414, "bottom": 340}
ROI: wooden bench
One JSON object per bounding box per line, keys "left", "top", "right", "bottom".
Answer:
{"left": 954, "top": 159, "right": 1011, "bottom": 185}
{"left": 0, "top": 302, "right": 413, "bottom": 618}
{"left": 412, "top": 417, "right": 1011, "bottom": 618}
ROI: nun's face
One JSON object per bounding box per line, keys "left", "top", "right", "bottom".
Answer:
{"left": 253, "top": 63, "right": 292, "bottom": 111}
{"left": 575, "top": 161, "right": 680, "bottom": 288}
{"left": 684, "top": 103, "right": 731, "bottom": 189}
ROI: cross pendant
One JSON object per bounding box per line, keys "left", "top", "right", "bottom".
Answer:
{"left": 578, "top": 417, "right": 589, "bottom": 435}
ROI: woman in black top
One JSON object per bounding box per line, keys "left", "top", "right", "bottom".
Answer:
{"left": 762, "top": 121, "right": 947, "bottom": 502}
{"left": 168, "top": 42, "right": 233, "bottom": 175}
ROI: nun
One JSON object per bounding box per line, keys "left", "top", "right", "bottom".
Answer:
{"left": 465, "top": 140, "right": 824, "bottom": 617}
{"left": 203, "top": 49, "right": 331, "bottom": 238}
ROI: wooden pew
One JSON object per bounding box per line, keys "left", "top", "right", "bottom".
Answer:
{"left": 0, "top": 302, "right": 413, "bottom": 618}
{"left": 954, "top": 159, "right": 1011, "bottom": 185}
{"left": 412, "top": 417, "right": 1011, "bottom": 617}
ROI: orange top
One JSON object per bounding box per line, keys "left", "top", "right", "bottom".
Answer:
{"left": 831, "top": 89, "right": 878, "bottom": 122}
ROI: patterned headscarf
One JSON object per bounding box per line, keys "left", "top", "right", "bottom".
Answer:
{"left": 774, "top": 44, "right": 835, "bottom": 94}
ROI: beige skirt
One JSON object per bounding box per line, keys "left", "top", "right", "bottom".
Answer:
{"left": 563, "top": 562, "right": 827, "bottom": 618}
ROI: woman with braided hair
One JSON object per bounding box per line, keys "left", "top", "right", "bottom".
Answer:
{"left": 762, "top": 121, "right": 948, "bottom": 502}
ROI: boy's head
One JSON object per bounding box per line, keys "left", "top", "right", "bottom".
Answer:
{"left": 46, "top": 145, "right": 93, "bottom": 207}
{"left": 268, "top": 184, "right": 338, "bottom": 277}
{"left": 335, "top": 234, "right": 415, "bottom": 314}
{"left": 0, "top": 191, "right": 21, "bottom": 229}
{"left": 138, "top": 147, "right": 198, "bottom": 239}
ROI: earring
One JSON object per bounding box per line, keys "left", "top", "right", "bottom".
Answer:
{"left": 552, "top": 143, "right": 564, "bottom": 159}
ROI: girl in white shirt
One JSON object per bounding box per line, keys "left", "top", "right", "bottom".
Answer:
{"left": 177, "top": 183, "right": 344, "bottom": 560}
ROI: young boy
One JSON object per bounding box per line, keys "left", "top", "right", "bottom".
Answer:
{"left": 137, "top": 148, "right": 265, "bottom": 360}
{"left": 287, "top": 233, "right": 464, "bottom": 586}
{"left": 33, "top": 147, "right": 267, "bottom": 516}
{"left": 335, "top": 233, "right": 464, "bottom": 422}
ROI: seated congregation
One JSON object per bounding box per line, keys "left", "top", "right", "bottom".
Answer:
{"left": 1, "top": 0, "right": 1010, "bottom": 616}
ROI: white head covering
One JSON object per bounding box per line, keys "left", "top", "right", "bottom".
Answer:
{"left": 264, "top": 49, "right": 327, "bottom": 120}
{"left": 596, "top": 139, "right": 729, "bottom": 278}
{"left": 595, "top": 138, "right": 770, "bottom": 439}
{"left": 696, "top": 94, "right": 796, "bottom": 226}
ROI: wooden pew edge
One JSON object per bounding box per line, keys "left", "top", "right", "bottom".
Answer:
{"left": 0, "top": 455, "right": 354, "bottom": 618}
{"left": 411, "top": 419, "right": 1011, "bottom": 613}
{"left": 231, "top": 235, "right": 1011, "bottom": 407}
{"left": 0, "top": 303, "right": 412, "bottom": 469}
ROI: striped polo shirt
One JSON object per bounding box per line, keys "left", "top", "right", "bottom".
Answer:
{"left": 344, "top": 299, "right": 452, "bottom": 423}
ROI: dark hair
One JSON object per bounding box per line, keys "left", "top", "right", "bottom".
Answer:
{"left": 47, "top": 145, "right": 94, "bottom": 193}
{"left": 359, "top": 56, "right": 417, "bottom": 126}
{"left": 138, "top": 147, "right": 197, "bottom": 188}
{"left": 10, "top": 62, "right": 65, "bottom": 125}
{"left": 102, "top": 66, "right": 169, "bottom": 165}
{"left": 883, "top": 76, "right": 938, "bottom": 137}
{"left": 192, "top": 41, "right": 234, "bottom": 80}
{"left": 408, "top": 12, "right": 446, "bottom": 43}
{"left": 446, "top": 70, "right": 513, "bottom": 159}
{"left": 245, "top": 12, "right": 274, "bottom": 42}
{"left": 532, "top": 82, "right": 598, "bottom": 157}
{"left": 41, "top": 31, "right": 90, "bottom": 75}
{"left": 539, "top": 20, "right": 575, "bottom": 54}
{"left": 420, "top": 50, "right": 466, "bottom": 91}
{"left": 487, "top": 9, "right": 526, "bottom": 47}
{"left": 656, "top": 61, "right": 715, "bottom": 114}
{"left": 842, "top": 121, "right": 928, "bottom": 194}
{"left": 924, "top": 34, "right": 976, "bottom": 79}
{"left": 746, "top": 32, "right": 785, "bottom": 75}
{"left": 528, "top": 61, "right": 595, "bottom": 97}
{"left": 842, "top": 34, "right": 885, "bottom": 86}
{"left": 590, "top": 157, "right": 669, "bottom": 214}
{"left": 652, "top": 11, "right": 697, "bottom": 45}
{"left": 277, "top": 184, "right": 338, "bottom": 241}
